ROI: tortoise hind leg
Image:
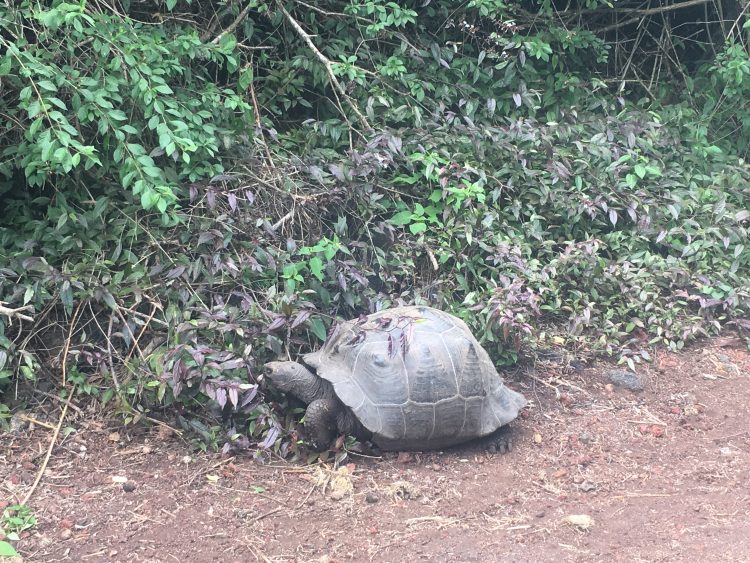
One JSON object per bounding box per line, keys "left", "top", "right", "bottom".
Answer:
{"left": 304, "top": 398, "right": 340, "bottom": 451}
{"left": 485, "top": 424, "right": 514, "bottom": 454}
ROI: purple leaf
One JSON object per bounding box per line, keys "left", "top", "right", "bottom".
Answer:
{"left": 207, "top": 189, "right": 216, "bottom": 209}
{"left": 387, "top": 334, "right": 397, "bottom": 358}
{"left": 240, "top": 385, "right": 259, "bottom": 408}
{"left": 228, "top": 387, "right": 239, "bottom": 408}
{"left": 191, "top": 348, "right": 205, "bottom": 366}
{"left": 259, "top": 426, "right": 280, "bottom": 449}
{"left": 197, "top": 231, "right": 218, "bottom": 245}
{"left": 216, "top": 387, "right": 227, "bottom": 409}
{"left": 219, "top": 358, "right": 246, "bottom": 370}
{"left": 227, "top": 192, "right": 238, "bottom": 212}
{"left": 291, "top": 310, "right": 312, "bottom": 329}
{"left": 609, "top": 209, "right": 618, "bottom": 226}
{"left": 266, "top": 316, "right": 288, "bottom": 332}
{"left": 166, "top": 266, "right": 186, "bottom": 279}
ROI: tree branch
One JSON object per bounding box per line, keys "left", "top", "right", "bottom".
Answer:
{"left": 277, "top": 1, "right": 371, "bottom": 131}
{"left": 209, "top": 1, "right": 256, "bottom": 45}
{"left": 0, "top": 303, "right": 34, "bottom": 322}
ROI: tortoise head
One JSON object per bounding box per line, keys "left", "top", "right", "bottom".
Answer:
{"left": 264, "top": 361, "right": 305, "bottom": 391}
{"left": 263, "top": 360, "right": 325, "bottom": 405}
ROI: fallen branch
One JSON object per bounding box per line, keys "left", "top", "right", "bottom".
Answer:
{"left": 277, "top": 1, "right": 371, "bottom": 131}
{"left": 0, "top": 302, "right": 34, "bottom": 322}
{"left": 22, "top": 334, "right": 78, "bottom": 505}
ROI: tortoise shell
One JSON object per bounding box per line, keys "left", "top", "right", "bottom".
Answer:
{"left": 304, "top": 306, "right": 526, "bottom": 450}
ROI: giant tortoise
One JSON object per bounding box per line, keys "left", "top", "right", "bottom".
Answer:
{"left": 264, "top": 305, "right": 526, "bottom": 451}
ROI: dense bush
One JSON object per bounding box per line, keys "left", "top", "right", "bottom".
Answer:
{"left": 1, "top": 0, "right": 748, "bottom": 453}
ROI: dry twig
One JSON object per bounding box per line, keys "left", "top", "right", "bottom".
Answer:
{"left": 0, "top": 302, "right": 34, "bottom": 322}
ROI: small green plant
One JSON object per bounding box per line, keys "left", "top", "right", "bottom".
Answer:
{"left": 0, "top": 540, "right": 19, "bottom": 557}
{"left": 2, "top": 504, "right": 37, "bottom": 541}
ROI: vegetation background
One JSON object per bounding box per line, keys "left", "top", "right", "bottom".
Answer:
{"left": 1, "top": 0, "right": 749, "bottom": 475}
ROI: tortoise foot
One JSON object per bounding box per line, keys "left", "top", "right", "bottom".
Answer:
{"left": 485, "top": 426, "right": 513, "bottom": 454}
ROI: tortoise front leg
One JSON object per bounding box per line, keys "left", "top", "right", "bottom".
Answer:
{"left": 304, "top": 398, "right": 340, "bottom": 451}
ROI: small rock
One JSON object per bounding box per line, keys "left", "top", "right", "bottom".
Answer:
{"left": 650, "top": 425, "right": 665, "bottom": 438}
{"left": 562, "top": 513, "right": 594, "bottom": 530}
{"left": 552, "top": 469, "right": 568, "bottom": 479}
{"left": 122, "top": 482, "right": 137, "bottom": 493}
{"left": 330, "top": 489, "right": 346, "bottom": 501}
{"left": 574, "top": 454, "right": 593, "bottom": 467}
{"left": 396, "top": 452, "right": 413, "bottom": 464}
{"left": 607, "top": 370, "right": 644, "bottom": 391}
{"left": 365, "top": 493, "right": 379, "bottom": 504}
{"left": 535, "top": 511, "right": 546, "bottom": 518}
{"left": 578, "top": 431, "right": 594, "bottom": 444}
{"left": 579, "top": 481, "right": 596, "bottom": 492}
{"left": 60, "top": 528, "right": 73, "bottom": 540}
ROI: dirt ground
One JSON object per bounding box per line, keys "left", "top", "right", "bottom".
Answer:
{"left": 2, "top": 336, "right": 750, "bottom": 562}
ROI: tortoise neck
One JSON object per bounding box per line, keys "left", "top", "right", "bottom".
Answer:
{"left": 289, "top": 362, "right": 335, "bottom": 404}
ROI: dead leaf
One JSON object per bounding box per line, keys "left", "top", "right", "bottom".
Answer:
{"left": 386, "top": 480, "right": 420, "bottom": 500}
{"left": 562, "top": 514, "right": 594, "bottom": 530}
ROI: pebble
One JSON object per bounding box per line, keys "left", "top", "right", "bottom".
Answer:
{"left": 607, "top": 370, "right": 644, "bottom": 391}
{"left": 579, "top": 431, "right": 594, "bottom": 444}
{"left": 365, "top": 493, "right": 379, "bottom": 504}
{"left": 60, "top": 529, "right": 73, "bottom": 540}
{"left": 122, "top": 482, "right": 137, "bottom": 493}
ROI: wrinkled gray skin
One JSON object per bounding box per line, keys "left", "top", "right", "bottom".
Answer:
{"left": 264, "top": 360, "right": 514, "bottom": 453}
{"left": 265, "top": 360, "right": 371, "bottom": 450}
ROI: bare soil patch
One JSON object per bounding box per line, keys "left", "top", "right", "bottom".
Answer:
{"left": 3, "top": 336, "right": 750, "bottom": 562}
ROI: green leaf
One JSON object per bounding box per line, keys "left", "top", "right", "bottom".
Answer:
{"left": 239, "top": 68, "right": 254, "bottom": 90}
{"left": 0, "top": 56, "right": 12, "bottom": 76}
{"left": 390, "top": 210, "right": 412, "bottom": 225}
{"left": 308, "top": 316, "right": 328, "bottom": 342}
{"left": 154, "top": 84, "right": 174, "bottom": 95}
{"left": 0, "top": 541, "right": 18, "bottom": 557}
{"left": 308, "top": 256, "right": 324, "bottom": 281}
{"left": 409, "top": 222, "right": 427, "bottom": 234}
{"left": 37, "top": 80, "right": 57, "bottom": 91}
{"left": 634, "top": 164, "right": 646, "bottom": 178}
